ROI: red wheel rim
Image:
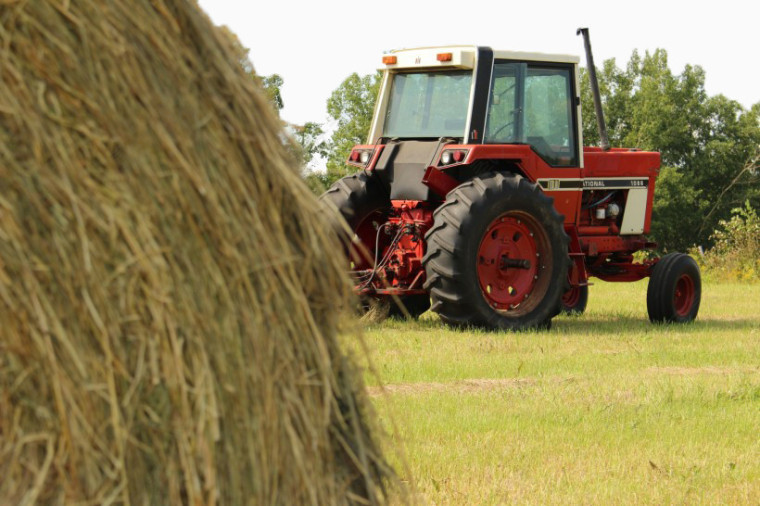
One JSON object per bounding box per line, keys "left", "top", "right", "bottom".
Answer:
{"left": 673, "top": 274, "right": 695, "bottom": 317}
{"left": 476, "top": 212, "right": 550, "bottom": 315}
{"left": 562, "top": 286, "right": 581, "bottom": 308}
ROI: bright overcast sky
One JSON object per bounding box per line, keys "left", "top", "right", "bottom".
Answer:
{"left": 198, "top": 0, "right": 758, "bottom": 127}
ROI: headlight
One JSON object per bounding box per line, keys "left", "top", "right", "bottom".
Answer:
{"left": 348, "top": 149, "right": 375, "bottom": 167}
{"left": 439, "top": 149, "right": 468, "bottom": 166}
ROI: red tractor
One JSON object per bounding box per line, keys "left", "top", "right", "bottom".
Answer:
{"left": 322, "top": 29, "right": 701, "bottom": 330}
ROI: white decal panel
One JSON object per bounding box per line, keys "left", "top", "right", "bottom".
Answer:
{"left": 620, "top": 188, "right": 649, "bottom": 235}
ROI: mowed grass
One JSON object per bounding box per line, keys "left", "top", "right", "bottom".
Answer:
{"left": 343, "top": 281, "right": 760, "bottom": 504}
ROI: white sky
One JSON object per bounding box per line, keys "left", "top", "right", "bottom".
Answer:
{"left": 198, "top": 0, "right": 759, "bottom": 127}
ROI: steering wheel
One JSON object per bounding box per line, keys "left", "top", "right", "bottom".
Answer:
{"left": 491, "top": 119, "right": 515, "bottom": 139}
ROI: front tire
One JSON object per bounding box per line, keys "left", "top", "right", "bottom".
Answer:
{"left": 561, "top": 285, "right": 589, "bottom": 315}
{"left": 423, "top": 172, "right": 569, "bottom": 330}
{"left": 647, "top": 253, "right": 701, "bottom": 323}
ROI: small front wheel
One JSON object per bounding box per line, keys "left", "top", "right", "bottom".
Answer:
{"left": 560, "top": 285, "right": 588, "bottom": 315}
{"left": 647, "top": 253, "right": 701, "bottom": 323}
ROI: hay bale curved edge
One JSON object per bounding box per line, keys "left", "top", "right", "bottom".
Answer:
{"left": 0, "top": 1, "right": 396, "bottom": 503}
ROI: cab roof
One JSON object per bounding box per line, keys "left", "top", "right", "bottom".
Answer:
{"left": 380, "top": 45, "right": 579, "bottom": 71}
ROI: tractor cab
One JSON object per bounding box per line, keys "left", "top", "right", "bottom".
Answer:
{"left": 370, "top": 46, "right": 581, "bottom": 166}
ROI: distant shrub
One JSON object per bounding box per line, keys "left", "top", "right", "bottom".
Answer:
{"left": 696, "top": 202, "right": 760, "bottom": 281}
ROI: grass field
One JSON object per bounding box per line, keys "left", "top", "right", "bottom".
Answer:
{"left": 344, "top": 280, "right": 760, "bottom": 504}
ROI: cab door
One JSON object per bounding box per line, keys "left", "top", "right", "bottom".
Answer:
{"left": 485, "top": 61, "right": 582, "bottom": 223}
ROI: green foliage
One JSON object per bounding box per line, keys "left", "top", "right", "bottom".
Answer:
{"left": 302, "top": 171, "right": 331, "bottom": 194}
{"left": 580, "top": 50, "right": 760, "bottom": 251}
{"left": 291, "top": 121, "right": 326, "bottom": 166}
{"left": 698, "top": 201, "right": 760, "bottom": 281}
{"left": 649, "top": 166, "right": 702, "bottom": 251}
{"left": 292, "top": 121, "right": 329, "bottom": 193}
{"left": 259, "top": 73, "right": 284, "bottom": 112}
{"left": 325, "top": 72, "right": 381, "bottom": 181}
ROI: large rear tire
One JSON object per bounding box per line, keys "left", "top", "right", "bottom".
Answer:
{"left": 320, "top": 172, "right": 390, "bottom": 271}
{"left": 423, "top": 172, "right": 569, "bottom": 330}
{"left": 647, "top": 253, "right": 701, "bottom": 323}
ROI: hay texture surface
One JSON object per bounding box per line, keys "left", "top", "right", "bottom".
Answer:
{"left": 0, "top": 1, "right": 390, "bottom": 503}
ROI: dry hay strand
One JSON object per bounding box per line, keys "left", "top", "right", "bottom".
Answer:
{"left": 0, "top": 1, "right": 395, "bottom": 504}
{"left": 360, "top": 298, "right": 391, "bottom": 325}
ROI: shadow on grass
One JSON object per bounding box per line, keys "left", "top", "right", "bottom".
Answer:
{"left": 555, "top": 314, "right": 759, "bottom": 335}
{"left": 371, "top": 313, "right": 759, "bottom": 337}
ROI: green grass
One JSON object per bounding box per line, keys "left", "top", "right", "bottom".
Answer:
{"left": 344, "top": 281, "right": 760, "bottom": 504}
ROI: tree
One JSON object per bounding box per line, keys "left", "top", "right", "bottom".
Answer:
{"left": 259, "top": 74, "right": 284, "bottom": 113}
{"left": 291, "top": 121, "right": 327, "bottom": 167}
{"left": 324, "top": 72, "right": 381, "bottom": 181}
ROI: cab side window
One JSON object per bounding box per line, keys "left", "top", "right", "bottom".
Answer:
{"left": 525, "top": 67, "right": 576, "bottom": 166}
{"left": 485, "top": 63, "right": 520, "bottom": 143}
{"left": 485, "top": 62, "right": 577, "bottom": 167}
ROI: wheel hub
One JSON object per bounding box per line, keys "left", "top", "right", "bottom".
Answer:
{"left": 500, "top": 256, "right": 532, "bottom": 270}
{"left": 673, "top": 274, "right": 696, "bottom": 317}
{"left": 477, "top": 215, "right": 545, "bottom": 311}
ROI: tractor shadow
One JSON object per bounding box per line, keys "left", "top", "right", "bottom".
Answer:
{"left": 378, "top": 311, "right": 759, "bottom": 337}
{"left": 553, "top": 313, "right": 759, "bottom": 336}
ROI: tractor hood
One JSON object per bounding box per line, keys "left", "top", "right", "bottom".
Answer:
{"left": 374, "top": 139, "right": 447, "bottom": 201}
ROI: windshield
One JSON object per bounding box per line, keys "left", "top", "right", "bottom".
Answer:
{"left": 383, "top": 70, "right": 473, "bottom": 138}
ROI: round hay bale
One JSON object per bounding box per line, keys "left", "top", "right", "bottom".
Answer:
{"left": 0, "top": 1, "right": 393, "bottom": 503}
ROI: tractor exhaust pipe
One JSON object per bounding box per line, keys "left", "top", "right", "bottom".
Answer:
{"left": 577, "top": 28, "right": 610, "bottom": 151}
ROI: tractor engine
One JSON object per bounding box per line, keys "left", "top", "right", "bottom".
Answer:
{"left": 355, "top": 202, "right": 432, "bottom": 296}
